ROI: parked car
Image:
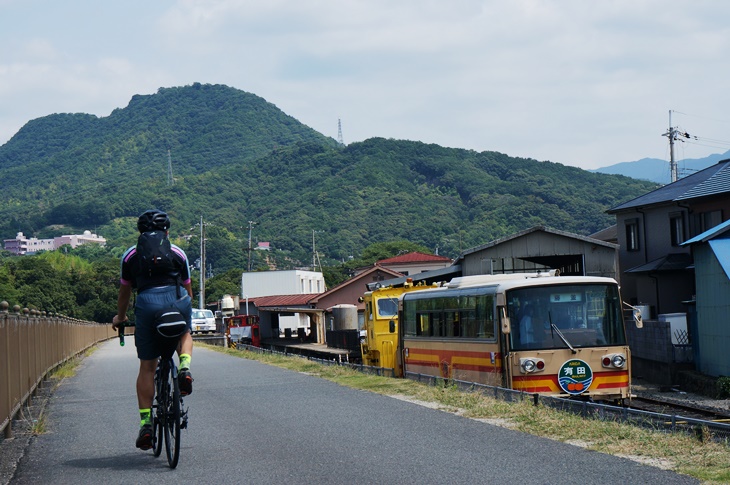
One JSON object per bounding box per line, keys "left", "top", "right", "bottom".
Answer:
{"left": 191, "top": 308, "right": 216, "bottom": 334}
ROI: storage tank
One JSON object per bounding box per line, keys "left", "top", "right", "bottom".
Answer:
{"left": 331, "top": 304, "right": 358, "bottom": 331}
{"left": 221, "top": 295, "right": 235, "bottom": 316}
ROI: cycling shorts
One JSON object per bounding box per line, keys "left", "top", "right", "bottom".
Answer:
{"left": 134, "top": 286, "right": 192, "bottom": 361}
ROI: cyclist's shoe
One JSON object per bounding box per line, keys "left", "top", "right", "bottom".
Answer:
{"left": 136, "top": 424, "right": 153, "bottom": 450}
{"left": 179, "top": 369, "right": 193, "bottom": 396}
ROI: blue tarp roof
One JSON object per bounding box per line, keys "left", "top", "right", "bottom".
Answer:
{"left": 709, "top": 239, "right": 730, "bottom": 280}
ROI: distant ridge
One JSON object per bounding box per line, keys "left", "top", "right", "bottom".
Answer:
{"left": 591, "top": 151, "right": 730, "bottom": 184}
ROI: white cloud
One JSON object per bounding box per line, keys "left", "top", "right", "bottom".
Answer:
{"left": 1, "top": 0, "right": 730, "bottom": 169}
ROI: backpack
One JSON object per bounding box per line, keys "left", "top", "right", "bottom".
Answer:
{"left": 136, "top": 230, "right": 176, "bottom": 277}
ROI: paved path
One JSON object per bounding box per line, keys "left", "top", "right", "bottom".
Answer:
{"left": 10, "top": 339, "right": 698, "bottom": 484}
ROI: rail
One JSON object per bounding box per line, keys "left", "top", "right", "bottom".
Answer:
{"left": 1, "top": 302, "right": 116, "bottom": 439}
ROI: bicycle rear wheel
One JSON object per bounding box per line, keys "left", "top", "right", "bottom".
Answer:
{"left": 152, "top": 366, "right": 164, "bottom": 458}
{"left": 163, "top": 362, "right": 182, "bottom": 468}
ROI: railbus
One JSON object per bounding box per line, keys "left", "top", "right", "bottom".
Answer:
{"left": 399, "top": 272, "right": 639, "bottom": 403}
{"left": 360, "top": 279, "right": 438, "bottom": 375}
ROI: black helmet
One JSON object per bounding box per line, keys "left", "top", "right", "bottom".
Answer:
{"left": 137, "top": 210, "right": 170, "bottom": 232}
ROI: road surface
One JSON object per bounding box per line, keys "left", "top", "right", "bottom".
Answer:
{"left": 9, "top": 339, "right": 697, "bottom": 484}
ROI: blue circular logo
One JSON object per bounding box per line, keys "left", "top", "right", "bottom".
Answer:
{"left": 558, "top": 359, "right": 593, "bottom": 395}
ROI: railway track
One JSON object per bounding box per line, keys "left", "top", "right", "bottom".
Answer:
{"left": 630, "top": 395, "right": 730, "bottom": 423}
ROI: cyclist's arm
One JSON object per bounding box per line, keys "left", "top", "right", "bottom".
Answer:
{"left": 184, "top": 281, "right": 193, "bottom": 298}
{"left": 112, "top": 284, "right": 132, "bottom": 330}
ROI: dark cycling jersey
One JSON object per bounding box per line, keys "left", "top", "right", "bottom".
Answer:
{"left": 120, "top": 243, "right": 192, "bottom": 292}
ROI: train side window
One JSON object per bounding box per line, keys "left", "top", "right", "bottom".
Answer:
{"left": 417, "top": 313, "right": 430, "bottom": 336}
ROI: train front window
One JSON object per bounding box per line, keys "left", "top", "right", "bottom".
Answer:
{"left": 376, "top": 297, "right": 398, "bottom": 318}
{"left": 507, "top": 284, "right": 626, "bottom": 351}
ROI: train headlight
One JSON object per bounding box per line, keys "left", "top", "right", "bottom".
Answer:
{"left": 602, "top": 353, "right": 626, "bottom": 368}
{"left": 519, "top": 358, "right": 545, "bottom": 374}
{"left": 612, "top": 354, "right": 626, "bottom": 368}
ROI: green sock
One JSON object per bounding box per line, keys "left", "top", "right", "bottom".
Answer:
{"left": 179, "top": 353, "right": 191, "bottom": 370}
{"left": 140, "top": 408, "right": 151, "bottom": 426}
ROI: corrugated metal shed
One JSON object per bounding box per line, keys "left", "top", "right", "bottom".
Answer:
{"left": 681, "top": 218, "right": 730, "bottom": 377}
{"left": 709, "top": 239, "right": 730, "bottom": 280}
{"left": 457, "top": 226, "right": 619, "bottom": 280}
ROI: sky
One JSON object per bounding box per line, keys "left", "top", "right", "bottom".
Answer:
{"left": 2, "top": 0, "right": 730, "bottom": 171}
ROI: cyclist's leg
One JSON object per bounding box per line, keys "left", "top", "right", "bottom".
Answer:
{"left": 134, "top": 289, "right": 166, "bottom": 449}
{"left": 136, "top": 359, "right": 157, "bottom": 409}
{"left": 171, "top": 288, "right": 194, "bottom": 395}
{"left": 135, "top": 358, "right": 157, "bottom": 449}
{"left": 178, "top": 331, "right": 194, "bottom": 396}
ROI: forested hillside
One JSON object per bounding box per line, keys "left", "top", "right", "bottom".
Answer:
{"left": 0, "top": 83, "right": 657, "bottom": 280}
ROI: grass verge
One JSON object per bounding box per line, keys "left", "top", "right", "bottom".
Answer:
{"left": 200, "top": 343, "right": 730, "bottom": 484}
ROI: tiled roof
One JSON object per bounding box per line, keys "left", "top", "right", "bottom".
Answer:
{"left": 251, "top": 294, "right": 320, "bottom": 307}
{"left": 625, "top": 253, "right": 693, "bottom": 273}
{"left": 377, "top": 251, "right": 452, "bottom": 265}
{"left": 308, "top": 265, "right": 403, "bottom": 303}
{"left": 608, "top": 160, "right": 730, "bottom": 213}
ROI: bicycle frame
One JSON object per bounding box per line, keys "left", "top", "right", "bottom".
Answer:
{"left": 117, "top": 321, "right": 188, "bottom": 468}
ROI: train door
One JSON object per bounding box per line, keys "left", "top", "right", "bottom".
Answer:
{"left": 497, "top": 297, "right": 514, "bottom": 389}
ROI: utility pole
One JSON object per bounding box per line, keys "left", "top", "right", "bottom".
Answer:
{"left": 193, "top": 216, "right": 210, "bottom": 309}
{"left": 662, "top": 110, "right": 692, "bottom": 183}
{"left": 198, "top": 216, "right": 207, "bottom": 309}
{"left": 247, "top": 221, "right": 257, "bottom": 272}
{"left": 312, "top": 230, "right": 323, "bottom": 272}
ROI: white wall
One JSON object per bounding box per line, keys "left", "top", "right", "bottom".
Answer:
{"left": 241, "top": 270, "right": 325, "bottom": 298}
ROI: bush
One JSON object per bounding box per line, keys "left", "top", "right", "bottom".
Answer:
{"left": 717, "top": 376, "right": 730, "bottom": 398}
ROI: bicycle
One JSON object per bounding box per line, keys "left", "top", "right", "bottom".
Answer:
{"left": 117, "top": 321, "right": 188, "bottom": 468}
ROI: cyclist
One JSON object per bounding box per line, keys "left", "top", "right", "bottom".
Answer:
{"left": 112, "top": 210, "right": 194, "bottom": 450}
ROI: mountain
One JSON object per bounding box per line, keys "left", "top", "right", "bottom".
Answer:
{"left": 592, "top": 151, "right": 730, "bottom": 184}
{"left": 0, "top": 83, "right": 658, "bottom": 272}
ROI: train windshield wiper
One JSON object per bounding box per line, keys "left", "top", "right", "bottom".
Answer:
{"left": 548, "top": 312, "right": 577, "bottom": 354}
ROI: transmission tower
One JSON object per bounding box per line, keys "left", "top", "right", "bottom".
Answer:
{"left": 337, "top": 118, "right": 345, "bottom": 146}
{"left": 167, "top": 148, "right": 174, "bottom": 186}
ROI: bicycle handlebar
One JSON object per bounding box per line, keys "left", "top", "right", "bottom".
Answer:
{"left": 116, "top": 320, "right": 136, "bottom": 346}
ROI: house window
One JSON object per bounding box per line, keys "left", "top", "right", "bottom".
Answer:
{"left": 625, "top": 219, "right": 640, "bottom": 251}
{"left": 701, "top": 210, "right": 722, "bottom": 233}
{"left": 669, "top": 212, "right": 685, "bottom": 246}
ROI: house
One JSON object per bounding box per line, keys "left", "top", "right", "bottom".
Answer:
{"left": 606, "top": 159, "right": 730, "bottom": 317}
{"left": 308, "top": 265, "right": 403, "bottom": 328}
{"left": 354, "top": 251, "right": 452, "bottom": 277}
{"left": 681, "top": 219, "right": 730, "bottom": 377}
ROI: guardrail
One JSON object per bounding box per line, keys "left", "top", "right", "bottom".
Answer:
{"left": 0, "top": 302, "right": 115, "bottom": 439}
